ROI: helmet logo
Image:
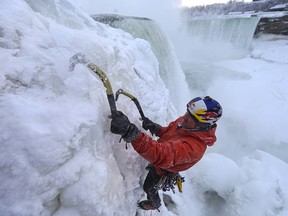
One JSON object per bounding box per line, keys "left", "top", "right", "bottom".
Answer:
{"left": 188, "top": 101, "right": 196, "bottom": 108}
{"left": 203, "top": 111, "right": 218, "bottom": 121}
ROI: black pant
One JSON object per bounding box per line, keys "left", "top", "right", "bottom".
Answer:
{"left": 143, "top": 165, "right": 161, "bottom": 206}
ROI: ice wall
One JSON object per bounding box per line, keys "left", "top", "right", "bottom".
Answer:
{"left": 0, "top": 0, "right": 178, "bottom": 215}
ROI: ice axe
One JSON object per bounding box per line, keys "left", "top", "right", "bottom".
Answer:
{"left": 69, "top": 53, "right": 118, "bottom": 118}
{"left": 115, "top": 89, "right": 145, "bottom": 121}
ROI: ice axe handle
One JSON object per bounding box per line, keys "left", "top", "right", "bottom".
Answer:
{"left": 132, "top": 98, "right": 145, "bottom": 120}
{"left": 115, "top": 89, "right": 145, "bottom": 120}
{"left": 107, "top": 94, "right": 118, "bottom": 118}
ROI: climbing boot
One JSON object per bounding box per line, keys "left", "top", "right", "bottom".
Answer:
{"left": 138, "top": 200, "right": 160, "bottom": 212}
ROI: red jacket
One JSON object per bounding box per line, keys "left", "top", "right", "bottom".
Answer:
{"left": 131, "top": 116, "right": 217, "bottom": 175}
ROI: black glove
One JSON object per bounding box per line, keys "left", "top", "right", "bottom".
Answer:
{"left": 110, "top": 111, "right": 141, "bottom": 143}
{"left": 122, "top": 124, "right": 141, "bottom": 143}
{"left": 110, "top": 111, "right": 130, "bottom": 136}
{"left": 142, "top": 117, "right": 161, "bottom": 134}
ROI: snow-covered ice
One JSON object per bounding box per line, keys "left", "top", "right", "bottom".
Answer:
{"left": 1, "top": 0, "right": 288, "bottom": 216}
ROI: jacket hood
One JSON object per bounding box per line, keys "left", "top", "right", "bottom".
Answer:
{"left": 178, "top": 117, "right": 217, "bottom": 146}
{"left": 191, "top": 126, "right": 217, "bottom": 146}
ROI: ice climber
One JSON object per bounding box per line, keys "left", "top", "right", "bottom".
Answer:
{"left": 110, "top": 96, "right": 223, "bottom": 211}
